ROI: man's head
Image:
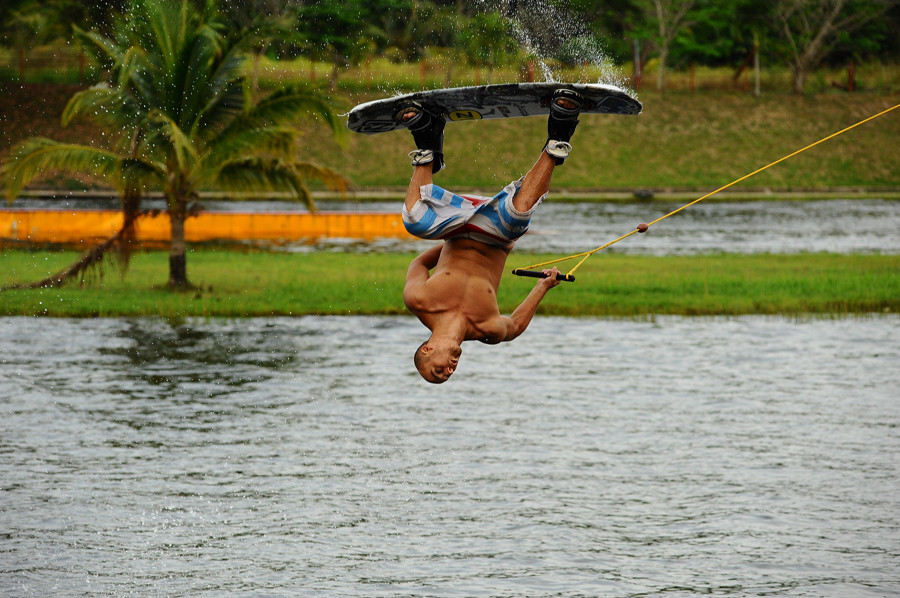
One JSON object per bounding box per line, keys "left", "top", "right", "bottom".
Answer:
{"left": 414, "top": 337, "right": 461, "bottom": 384}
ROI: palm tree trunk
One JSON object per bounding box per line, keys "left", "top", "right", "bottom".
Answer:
{"left": 117, "top": 187, "right": 140, "bottom": 268}
{"left": 657, "top": 43, "right": 668, "bottom": 92}
{"left": 167, "top": 200, "right": 190, "bottom": 288}
{"left": 1, "top": 210, "right": 141, "bottom": 291}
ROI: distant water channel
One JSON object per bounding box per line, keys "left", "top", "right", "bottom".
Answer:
{"left": 2, "top": 316, "right": 899, "bottom": 597}
{"left": 11, "top": 197, "right": 900, "bottom": 254}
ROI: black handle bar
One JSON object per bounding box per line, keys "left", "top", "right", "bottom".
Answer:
{"left": 511, "top": 269, "right": 575, "bottom": 282}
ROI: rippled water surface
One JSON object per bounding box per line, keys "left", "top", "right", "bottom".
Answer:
{"left": 2, "top": 316, "right": 898, "bottom": 597}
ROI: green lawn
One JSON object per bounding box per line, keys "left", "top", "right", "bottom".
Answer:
{"left": 1, "top": 249, "right": 897, "bottom": 317}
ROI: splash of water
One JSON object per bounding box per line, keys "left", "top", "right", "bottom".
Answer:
{"left": 479, "top": 0, "right": 630, "bottom": 91}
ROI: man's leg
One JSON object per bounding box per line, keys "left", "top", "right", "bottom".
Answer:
{"left": 405, "top": 164, "right": 433, "bottom": 212}
{"left": 513, "top": 151, "right": 556, "bottom": 213}
{"left": 400, "top": 103, "right": 445, "bottom": 212}
{"left": 513, "top": 91, "right": 583, "bottom": 213}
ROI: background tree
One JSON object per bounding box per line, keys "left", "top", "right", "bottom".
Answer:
{"left": 772, "top": 0, "right": 898, "bottom": 94}
{"left": 671, "top": 0, "right": 768, "bottom": 67}
{"left": 295, "top": 0, "right": 373, "bottom": 89}
{"left": 218, "top": 0, "right": 302, "bottom": 95}
{"left": 569, "top": 0, "right": 642, "bottom": 63}
{"left": 1, "top": 3, "right": 66, "bottom": 81}
{"left": 0, "top": 0, "right": 126, "bottom": 45}
{"left": 363, "top": 0, "right": 419, "bottom": 62}
{"left": 457, "top": 11, "right": 520, "bottom": 82}
{"left": 2, "top": 0, "right": 347, "bottom": 289}
{"left": 631, "top": 0, "right": 697, "bottom": 92}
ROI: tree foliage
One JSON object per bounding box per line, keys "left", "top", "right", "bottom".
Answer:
{"left": 2, "top": 0, "right": 347, "bottom": 289}
{"left": 3, "top": 0, "right": 898, "bottom": 92}
{"left": 771, "top": 0, "right": 897, "bottom": 93}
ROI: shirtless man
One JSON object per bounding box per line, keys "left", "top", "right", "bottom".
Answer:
{"left": 400, "top": 90, "right": 582, "bottom": 383}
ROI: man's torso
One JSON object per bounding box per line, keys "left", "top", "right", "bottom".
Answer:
{"left": 411, "top": 238, "right": 512, "bottom": 342}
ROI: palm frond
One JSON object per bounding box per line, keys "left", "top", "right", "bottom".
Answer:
{"left": 147, "top": 109, "right": 198, "bottom": 170}
{"left": 62, "top": 84, "right": 142, "bottom": 132}
{"left": 120, "top": 157, "right": 165, "bottom": 190}
{"left": 1, "top": 139, "right": 123, "bottom": 202}
{"left": 229, "top": 86, "right": 347, "bottom": 147}
{"left": 178, "top": 26, "right": 221, "bottom": 129}
{"left": 118, "top": 45, "right": 151, "bottom": 90}
{"left": 291, "top": 162, "right": 349, "bottom": 195}
{"left": 123, "top": 58, "right": 163, "bottom": 115}
{"left": 186, "top": 39, "right": 247, "bottom": 140}
{"left": 205, "top": 126, "right": 300, "bottom": 168}
{"left": 215, "top": 157, "right": 315, "bottom": 208}
{"left": 73, "top": 20, "right": 159, "bottom": 124}
{"left": 72, "top": 25, "right": 123, "bottom": 72}
{"left": 220, "top": 158, "right": 347, "bottom": 197}
{"left": 206, "top": 31, "right": 246, "bottom": 92}
{"left": 195, "top": 79, "right": 248, "bottom": 141}
{"left": 139, "top": 0, "right": 179, "bottom": 72}
{"left": 192, "top": 39, "right": 248, "bottom": 136}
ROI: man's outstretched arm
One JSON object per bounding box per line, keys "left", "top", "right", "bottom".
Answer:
{"left": 403, "top": 242, "right": 443, "bottom": 308}
{"left": 500, "top": 267, "right": 561, "bottom": 342}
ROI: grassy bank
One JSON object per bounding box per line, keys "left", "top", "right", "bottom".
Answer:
{"left": 306, "top": 92, "right": 900, "bottom": 193}
{"left": 2, "top": 84, "right": 898, "bottom": 196}
{"left": 1, "top": 249, "right": 897, "bottom": 318}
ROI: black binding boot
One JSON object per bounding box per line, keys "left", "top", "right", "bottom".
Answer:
{"left": 396, "top": 102, "right": 446, "bottom": 173}
{"left": 545, "top": 89, "right": 583, "bottom": 165}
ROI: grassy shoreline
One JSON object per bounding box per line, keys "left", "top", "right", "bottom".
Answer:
{"left": 1, "top": 249, "right": 897, "bottom": 318}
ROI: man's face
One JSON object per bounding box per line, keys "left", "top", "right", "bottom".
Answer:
{"left": 418, "top": 341, "right": 461, "bottom": 384}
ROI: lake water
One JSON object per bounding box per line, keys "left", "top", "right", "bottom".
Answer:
{"left": 10, "top": 197, "right": 900, "bottom": 255}
{"left": 2, "top": 315, "right": 899, "bottom": 597}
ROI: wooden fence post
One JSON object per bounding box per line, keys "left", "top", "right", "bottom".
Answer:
{"left": 632, "top": 39, "right": 642, "bottom": 89}
{"left": 754, "top": 39, "right": 760, "bottom": 96}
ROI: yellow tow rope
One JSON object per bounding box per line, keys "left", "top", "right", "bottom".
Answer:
{"left": 513, "top": 102, "right": 900, "bottom": 282}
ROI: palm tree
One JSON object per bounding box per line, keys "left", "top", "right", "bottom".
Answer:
{"left": 2, "top": 0, "right": 346, "bottom": 288}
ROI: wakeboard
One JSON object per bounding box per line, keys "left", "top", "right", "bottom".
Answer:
{"left": 347, "top": 82, "right": 641, "bottom": 134}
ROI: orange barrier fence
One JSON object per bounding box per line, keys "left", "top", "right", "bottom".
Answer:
{"left": 0, "top": 209, "right": 414, "bottom": 245}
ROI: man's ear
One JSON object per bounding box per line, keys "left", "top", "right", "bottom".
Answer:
{"left": 420, "top": 343, "right": 433, "bottom": 355}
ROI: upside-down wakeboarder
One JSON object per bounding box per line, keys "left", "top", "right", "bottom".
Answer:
{"left": 399, "top": 90, "right": 583, "bottom": 383}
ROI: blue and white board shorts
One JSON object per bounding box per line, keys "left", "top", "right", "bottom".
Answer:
{"left": 402, "top": 179, "right": 544, "bottom": 247}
